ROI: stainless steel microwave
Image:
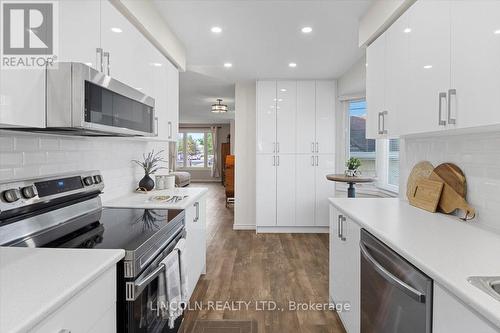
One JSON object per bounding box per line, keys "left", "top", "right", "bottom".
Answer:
{"left": 46, "top": 62, "right": 156, "bottom": 136}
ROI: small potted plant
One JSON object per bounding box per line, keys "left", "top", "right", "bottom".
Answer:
{"left": 345, "top": 157, "right": 361, "bottom": 177}
{"left": 132, "top": 150, "right": 166, "bottom": 191}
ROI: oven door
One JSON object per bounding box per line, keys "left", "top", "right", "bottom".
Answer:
{"left": 120, "top": 231, "right": 185, "bottom": 333}
{"left": 360, "top": 229, "right": 433, "bottom": 333}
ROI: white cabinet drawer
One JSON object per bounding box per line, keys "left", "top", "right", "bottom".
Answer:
{"left": 31, "top": 267, "right": 116, "bottom": 333}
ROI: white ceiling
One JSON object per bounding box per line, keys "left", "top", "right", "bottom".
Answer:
{"left": 154, "top": 0, "right": 372, "bottom": 124}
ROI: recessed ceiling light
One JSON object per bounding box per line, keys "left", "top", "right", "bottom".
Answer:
{"left": 403, "top": 27, "right": 412, "bottom": 33}
{"left": 224, "top": 63, "right": 232, "bottom": 68}
{"left": 84, "top": 62, "right": 92, "bottom": 67}
{"left": 150, "top": 62, "right": 163, "bottom": 67}
{"left": 289, "top": 62, "right": 297, "bottom": 68}
{"left": 423, "top": 65, "right": 433, "bottom": 69}
{"left": 495, "top": 29, "right": 500, "bottom": 35}
{"left": 111, "top": 27, "right": 122, "bottom": 33}
{"left": 211, "top": 26, "right": 222, "bottom": 33}
{"left": 301, "top": 26, "right": 313, "bottom": 33}
{"left": 280, "top": 88, "right": 287, "bottom": 92}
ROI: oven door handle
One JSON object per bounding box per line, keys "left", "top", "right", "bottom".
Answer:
{"left": 360, "top": 241, "right": 426, "bottom": 303}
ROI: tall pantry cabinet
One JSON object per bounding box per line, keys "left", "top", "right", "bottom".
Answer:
{"left": 256, "top": 80, "right": 336, "bottom": 231}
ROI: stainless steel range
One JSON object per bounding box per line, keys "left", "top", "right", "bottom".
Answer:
{"left": 0, "top": 171, "right": 185, "bottom": 333}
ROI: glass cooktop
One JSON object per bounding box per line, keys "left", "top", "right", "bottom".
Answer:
{"left": 45, "top": 207, "right": 184, "bottom": 250}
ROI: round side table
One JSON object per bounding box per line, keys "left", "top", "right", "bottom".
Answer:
{"left": 326, "top": 174, "right": 375, "bottom": 198}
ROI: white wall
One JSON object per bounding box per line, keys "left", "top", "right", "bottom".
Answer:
{"left": 0, "top": 131, "right": 167, "bottom": 202}
{"left": 229, "top": 119, "right": 235, "bottom": 155}
{"left": 234, "top": 82, "right": 256, "bottom": 230}
{"left": 400, "top": 132, "right": 500, "bottom": 234}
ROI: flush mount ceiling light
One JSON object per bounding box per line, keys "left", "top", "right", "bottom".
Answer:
{"left": 111, "top": 27, "right": 122, "bottom": 33}
{"left": 289, "top": 62, "right": 297, "bottom": 68}
{"left": 211, "top": 99, "right": 228, "bottom": 113}
{"left": 150, "top": 62, "right": 163, "bottom": 67}
{"left": 495, "top": 29, "right": 500, "bottom": 34}
{"left": 423, "top": 65, "right": 433, "bottom": 69}
{"left": 301, "top": 26, "right": 313, "bottom": 33}
{"left": 280, "top": 88, "right": 287, "bottom": 92}
{"left": 224, "top": 62, "right": 232, "bottom": 68}
{"left": 211, "top": 26, "right": 222, "bottom": 33}
{"left": 403, "top": 27, "right": 412, "bottom": 33}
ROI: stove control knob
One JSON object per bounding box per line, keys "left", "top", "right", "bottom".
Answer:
{"left": 21, "top": 186, "right": 36, "bottom": 199}
{"left": 93, "top": 175, "right": 102, "bottom": 184}
{"left": 2, "top": 189, "right": 20, "bottom": 203}
{"left": 83, "top": 176, "right": 94, "bottom": 186}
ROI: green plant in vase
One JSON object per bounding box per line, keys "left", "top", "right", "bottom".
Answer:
{"left": 345, "top": 157, "right": 361, "bottom": 177}
{"left": 132, "top": 150, "right": 166, "bottom": 191}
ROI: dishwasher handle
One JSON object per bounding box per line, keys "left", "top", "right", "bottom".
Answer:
{"left": 360, "top": 241, "right": 426, "bottom": 303}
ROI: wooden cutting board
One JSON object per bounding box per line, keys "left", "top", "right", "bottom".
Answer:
{"left": 408, "top": 179, "right": 444, "bottom": 213}
{"left": 429, "top": 163, "right": 475, "bottom": 220}
{"left": 406, "top": 161, "right": 435, "bottom": 201}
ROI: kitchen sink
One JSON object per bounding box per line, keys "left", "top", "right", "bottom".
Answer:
{"left": 468, "top": 276, "right": 500, "bottom": 301}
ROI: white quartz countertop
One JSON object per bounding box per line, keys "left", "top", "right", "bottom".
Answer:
{"left": 329, "top": 197, "right": 500, "bottom": 329}
{"left": 0, "top": 247, "right": 124, "bottom": 333}
{"left": 103, "top": 187, "right": 208, "bottom": 210}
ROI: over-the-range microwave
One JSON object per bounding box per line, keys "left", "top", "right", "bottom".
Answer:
{"left": 45, "top": 62, "right": 157, "bottom": 136}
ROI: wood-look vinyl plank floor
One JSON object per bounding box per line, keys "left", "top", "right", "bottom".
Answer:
{"left": 182, "top": 183, "right": 345, "bottom": 333}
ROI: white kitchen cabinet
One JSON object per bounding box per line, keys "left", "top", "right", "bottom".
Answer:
{"left": 315, "top": 155, "right": 336, "bottom": 227}
{"left": 58, "top": 0, "right": 101, "bottom": 69}
{"left": 406, "top": 0, "right": 451, "bottom": 135}
{"left": 366, "top": 34, "right": 387, "bottom": 139}
{"left": 295, "top": 155, "right": 316, "bottom": 226}
{"left": 256, "top": 81, "right": 277, "bottom": 154}
{"left": 329, "top": 206, "right": 361, "bottom": 333}
{"left": 256, "top": 154, "right": 277, "bottom": 226}
{"left": 433, "top": 284, "right": 498, "bottom": 333}
{"left": 165, "top": 59, "right": 179, "bottom": 141}
{"left": 184, "top": 195, "right": 207, "bottom": 300}
{"left": 450, "top": 1, "right": 500, "bottom": 129}
{"left": 276, "top": 81, "right": 297, "bottom": 154}
{"left": 315, "top": 81, "right": 336, "bottom": 154}
{"left": 31, "top": 266, "right": 117, "bottom": 333}
{"left": 296, "top": 81, "right": 316, "bottom": 155}
{"left": 276, "top": 154, "right": 296, "bottom": 226}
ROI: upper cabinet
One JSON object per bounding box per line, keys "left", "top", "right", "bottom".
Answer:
{"left": 366, "top": 0, "right": 500, "bottom": 137}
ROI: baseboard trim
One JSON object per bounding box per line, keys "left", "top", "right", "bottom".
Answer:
{"left": 256, "top": 226, "right": 329, "bottom": 233}
{"left": 233, "top": 224, "right": 257, "bottom": 230}
{"left": 191, "top": 179, "right": 221, "bottom": 183}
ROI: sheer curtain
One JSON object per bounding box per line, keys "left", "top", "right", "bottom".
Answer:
{"left": 211, "top": 126, "right": 220, "bottom": 178}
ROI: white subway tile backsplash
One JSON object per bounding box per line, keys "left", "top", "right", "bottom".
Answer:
{"left": 402, "top": 131, "right": 500, "bottom": 234}
{"left": 0, "top": 131, "right": 168, "bottom": 202}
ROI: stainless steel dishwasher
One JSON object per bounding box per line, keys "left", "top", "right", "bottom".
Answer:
{"left": 360, "top": 229, "right": 433, "bottom": 333}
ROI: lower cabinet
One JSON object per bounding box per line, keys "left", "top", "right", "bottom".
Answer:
{"left": 256, "top": 154, "right": 335, "bottom": 229}
{"left": 329, "top": 205, "right": 360, "bottom": 333}
{"left": 31, "top": 266, "right": 117, "bottom": 333}
{"left": 184, "top": 195, "right": 207, "bottom": 300}
{"left": 433, "top": 284, "right": 498, "bottom": 333}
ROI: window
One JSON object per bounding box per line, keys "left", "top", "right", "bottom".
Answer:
{"left": 176, "top": 131, "right": 214, "bottom": 169}
{"left": 348, "top": 100, "right": 376, "bottom": 177}
{"left": 346, "top": 99, "right": 400, "bottom": 193}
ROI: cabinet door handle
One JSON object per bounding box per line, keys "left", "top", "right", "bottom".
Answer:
{"left": 340, "top": 216, "right": 347, "bottom": 241}
{"left": 103, "top": 52, "right": 110, "bottom": 76}
{"left": 273, "top": 142, "right": 276, "bottom": 153}
{"left": 315, "top": 156, "right": 319, "bottom": 166}
{"left": 337, "top": 215, "right": 342, "bottom": 239}
{"left": 273, "top": 156, "right": 276, "bottom": 166}
{"left": 277, "top": 142, "right": 280, "bottom": 153}
{"left": 448, "top": 89, "right": 456, "bottom": 125}
{"left": 438, "top": 92, "right": 447, "bottom": 126}
{"left": 381, "top": 111, "right": 388, "bottom": 135}
{"left": 194, "top": 202, "right": 199, "bottom": 222}
{"left": 168, "top": 121, "right": 172, "bottom": 139}
{"left": 154, "top": 117, "right": 159, "bottom": 137}
{"left": 277, "top": 155, "right": 280, "bottom": 166}
{"left": 377, "top": 112, "right": 383, "bottom": 134}
{"left": 311, "top": 156, "right": 315, "bottom": 166}
{"left": 311, "top": 142, "right": 315, "bottom": 153}
{"left": 96, "top": 48, "right": 103, "bottom": 72}
{"left": 315, "top": 142, "right": 319, "bottom": 153}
